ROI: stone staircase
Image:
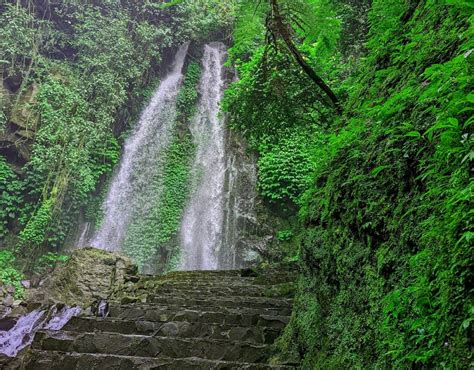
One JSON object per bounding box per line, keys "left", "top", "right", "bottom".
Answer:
{"left": 22, "top": 269, "right": 295, "bottom": 369}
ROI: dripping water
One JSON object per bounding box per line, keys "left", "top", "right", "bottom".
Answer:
{"left": 74, "top": 221, "right": 91, "bottom": 248}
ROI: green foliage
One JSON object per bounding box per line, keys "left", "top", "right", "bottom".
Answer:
{"left": 257, "top": 131, "right": 316, "bottom": 203}
{"left": 227, "top": 0, "right": 267, "bottom": 64}
{"left": 122, "top": 134, "right": 195, "bottom": 270}
{"left": 173, "top": 0, "right": 236, "bottom": 41}
{"left": 0, "top": 156, "right": 24, "bottom": 238}
{"left": 17, "top": 198, "right": 53, "bottom": 253}
{"left": 0, "top": 250, "right": 25, "bottom": 298}
{"left": 0, "top": 0, "right": 230, "bottom": 260}
{"left": 276, "top": 229, "right": 293, "bottom": 242}
{"left": 224, "top": 0, "right": 345, "bottom": 206}
{"left": 283, "top": 1, "right": 472, "bottom": 368}
{"left": 33, "top": 251, "right": 69, "bottom": 274}
{"left": 0, "top": 4, "right": 43, "bottom": 75}
{"left": 176, "top": 62, "right": 202, "bottom": 123}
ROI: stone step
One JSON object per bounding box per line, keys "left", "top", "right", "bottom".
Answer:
{"left": 138, "top": 271, "right": 249, "bottom": 283}
{"left": 157, "top": 270, "right": 250, "bottom": 277}
{"left": 145, "top": 293, "right": 293, "bottom": 309}
{"left": 63, "top": 317, "right": 281, "bottom": 344}
{"left": 109, "top": 305, "right": 290, "bottom": 328}
{"left": 110, "top": 302, "right": 291, "bottom": 317}
{"left": 32, "top": 331, "right": 271, "bottom": 363}
{"left": 140, "top": 274, "right": 257, "bottom": 282}
{"left": 136, "top": 281, "right": 269, "bottom": 292}
{"left": 146, "top": 291, "right": 269, "bottom": 301}
{"left": 135, "top": 279, "right": 259, "bottom": 289}
{"left": 149, "top": 285, "right": 267, "bottom": 297}
{"left": 25, "top": 350, "right": 295, "bottom": 369}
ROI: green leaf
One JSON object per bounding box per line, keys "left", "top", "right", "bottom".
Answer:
{"left": 371, "top": 165, "right": 389, "bottom": 176}
{"left": 405, "top": 131, "right": 421, "bottom": 139}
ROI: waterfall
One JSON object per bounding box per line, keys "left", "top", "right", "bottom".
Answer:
{"left": 84, "top": 41, "right": 259, "bottom": 271}
{"left": 91, "top": 43, "right": 189, "bottom": 251}
{"left": 74, "top": 221, "right": 91, "bottom": 248}
{"left": 180, "top": 43, "right": 227, "bottom": 270}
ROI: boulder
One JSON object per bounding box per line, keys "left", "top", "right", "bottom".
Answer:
{"left": 27, "top": 247, "right": 138, "bottom": 307}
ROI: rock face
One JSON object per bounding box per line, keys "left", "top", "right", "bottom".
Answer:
{"left": 0, "top": 283, "right": 19, "bottom": 319}
{"left": 20, "top": 269, "right": 296, "bottom": 369}
{"left": 220, "top": 128, "right": 260, "bottom": 268}
{"left": 27, "top": 247, "right": 137, "bottom": 307}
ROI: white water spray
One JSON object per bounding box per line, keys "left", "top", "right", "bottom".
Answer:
{"left": 91, "top": 43, "right": 189, "bottom": 251}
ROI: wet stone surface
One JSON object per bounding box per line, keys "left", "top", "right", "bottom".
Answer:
{"left": 15, "top": 268, "right": 296, "bottom": 369}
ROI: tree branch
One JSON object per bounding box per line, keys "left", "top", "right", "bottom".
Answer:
{"left": 268, "top": 0, "right": 341, "bottom": 113}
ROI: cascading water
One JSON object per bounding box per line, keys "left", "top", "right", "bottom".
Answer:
{"left": 74, "top": 221, "right": 91, "bottom": 248}
{"left": 0, "top": 305, "right": 80, "bottom": 357}
{"left": 91, "top": 43, "right": 189, "bottom": 251}
{"left": 179, "top": 43, "right": 227, "bottom": 270}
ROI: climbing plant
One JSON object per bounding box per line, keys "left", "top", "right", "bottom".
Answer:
{"left": 0, "top": 250, "right": 25, "bottom": 298}
{"left": 0, "top": 156, "right": 24, "bottom": 239}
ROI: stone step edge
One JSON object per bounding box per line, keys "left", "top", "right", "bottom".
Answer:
{"left": 147, "top": 290, "right": 293, "bottom": 300}
{"left": 69, "top": 316, "right": 284, "bottom": 332}
{"left": 109, "top": 305, "right": 291, "bottom": 317}
{"left": 128, "top": 293, "right": 294, "bottom": 304}
{"left": 26, "top": 349, "right": 295, "bottom": 369}
{"left": 109, "top": 303, "right": 291, "bottom": 314}
{"left": 35, "top": 329, "right": 273, "bottom": 347}
{"left": 107, "top": 309, "right": 291, "bottom": 326}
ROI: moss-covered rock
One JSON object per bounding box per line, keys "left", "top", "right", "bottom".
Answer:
{"left": 27, "top": 247, "right": 137, "bottom": 307}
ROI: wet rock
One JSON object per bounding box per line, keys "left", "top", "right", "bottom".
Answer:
{"left": 21, "top": 280, "right": 31, "bottom": 289}
{"left": 10, "top": 83, "right": 39, "bottom": 130}
{"left": 0, "top": 317, "right": 17, "bottom": 331}
{"left": 3, "top": 295, "right": 14, "bottom": 307}
{"left": 9, "top": 305, "right": 28, "bottom": 317}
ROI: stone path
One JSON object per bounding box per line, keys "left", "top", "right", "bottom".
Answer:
{"left": 22, "top": 269, "right": 295, "bottom": 369}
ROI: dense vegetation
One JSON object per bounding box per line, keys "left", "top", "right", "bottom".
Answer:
{"left": 225, "top": 0, "right": 473, "bottom": 367}
{"left": 1, "top": 0, "right": 472, "bottom": 367}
